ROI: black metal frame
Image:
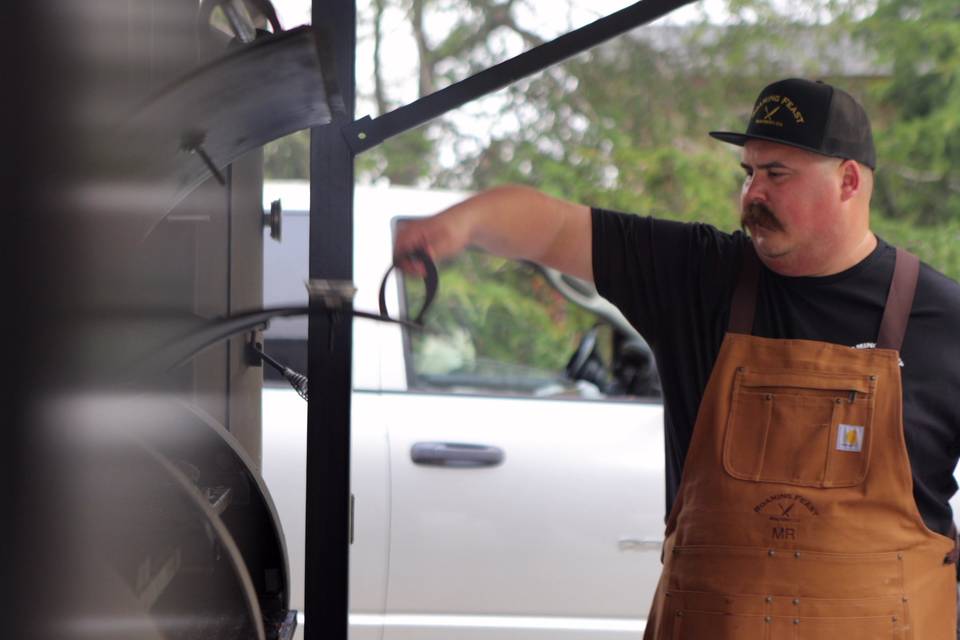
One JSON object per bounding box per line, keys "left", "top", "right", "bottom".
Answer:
{"left": 342, "top": 0, "right": 695, "bottom": 153}
{"left": 305, "top": 1, "right": 695, "bottom": 638}
{"left": 306, "top": 3, "right": 356, "bottom": 640}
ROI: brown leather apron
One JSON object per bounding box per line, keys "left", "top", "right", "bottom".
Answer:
{"left": 643, "top": 245, "right": 957, "bottom": 639}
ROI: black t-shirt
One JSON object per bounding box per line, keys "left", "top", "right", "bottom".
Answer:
{"left": 592, "top": 208, "right": 960, "bottom": 536}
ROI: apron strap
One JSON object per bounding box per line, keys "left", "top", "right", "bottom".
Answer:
{"left": 876, "top": 247, "right": 920, "bottom": 351}
{"left": 730, "top": 243, "right": 920, "bottom": 349}
{"left": 945, "top": 522, "right": 960, "bottom": 567}
{"left": 728, "top": 241, "right": 760, "bottom": 335}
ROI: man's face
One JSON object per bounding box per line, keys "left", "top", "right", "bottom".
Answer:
{"left": 739, "top": 140, "right": 846, "bottom": 276}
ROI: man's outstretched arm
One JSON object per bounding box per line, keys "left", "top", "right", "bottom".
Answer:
{"left": 393, "top": 184, "right": 593, "bottom": 282}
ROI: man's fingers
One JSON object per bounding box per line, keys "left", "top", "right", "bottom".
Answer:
{"left": 392, "top": 212, "right": 468, "bottom": 277}
{"left": 394, "top": 221, "right": 441, "bottom": 274}
{"left": 394, "top": 250, "right": 429, "bottom": 277}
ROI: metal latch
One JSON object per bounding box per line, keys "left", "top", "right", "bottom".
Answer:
{"left": 263, "top": 199, "right": 282, "bottom": 242}
{"left": 306, "top": 279, "right": 357, "bottom": 309}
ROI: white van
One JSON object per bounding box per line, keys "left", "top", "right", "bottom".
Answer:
{"left": 259, "top": 180, "right": 668, "bottom": 639}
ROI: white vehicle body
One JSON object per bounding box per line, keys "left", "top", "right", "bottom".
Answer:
{"left": 260, "top": 180, "right": 667, "bottom": 640}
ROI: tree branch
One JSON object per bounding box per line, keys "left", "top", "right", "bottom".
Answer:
{"left": 410, "top": 0, "right": 436, "bottom": 96}
{"left": 373, "top": 0, "right": 389, "bottom": 115}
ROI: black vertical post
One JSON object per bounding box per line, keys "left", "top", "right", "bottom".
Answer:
{"left": 4, "top": 3, "right": 42, "bottom": 638}
{"left": 305, "top": 1, "right": 356, "bottom": 639}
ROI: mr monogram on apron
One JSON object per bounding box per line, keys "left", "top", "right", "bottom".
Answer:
{"left": 643, "top": 244, "right": 958, "bottom": 639}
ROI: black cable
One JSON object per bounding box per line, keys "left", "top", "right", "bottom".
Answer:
{"left": 250, "top": 342, "right": 308, "bottom": 401}
{"left": 129, "top": 257, "right": 439, "bottom": 385}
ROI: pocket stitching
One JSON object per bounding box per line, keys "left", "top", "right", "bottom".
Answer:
{"left": 722, "top": 372, "right": 772, "bottom": 482}
{"left": 823, "top": 396, "right": 875, "bottom": 488}
{"left": 723, "top": 368, "right": 876, "bottom": 488}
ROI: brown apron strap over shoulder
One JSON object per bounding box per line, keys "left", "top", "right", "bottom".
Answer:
{"left": 945, "top": 522, "right": 959, "bottom": 567}
{"left": 730, "top": 244, "right": 920, "bottom": 348}
{"left": 876, "top": 247, "right": 920, "bottom": 351}
{"left": 728, "top": 241, "right": 760, "bottom": 335}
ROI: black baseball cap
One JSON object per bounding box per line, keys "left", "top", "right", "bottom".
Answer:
{"left": 709, "top": 78, "right": 876, "bottom": 170}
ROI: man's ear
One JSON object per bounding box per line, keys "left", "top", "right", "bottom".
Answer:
{"left": 839, "top": 160, "right": 861, "bottom": 202}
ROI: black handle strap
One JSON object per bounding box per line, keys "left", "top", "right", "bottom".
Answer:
{"left": 378, "top": 249, "right": 439, "bottom": 326}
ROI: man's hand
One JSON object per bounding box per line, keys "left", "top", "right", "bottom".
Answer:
{"left": 391, "top": 185, "right": 593, "bottom": 281}
{"left": 393, "top": 209, "right": 472, "bottom": 277}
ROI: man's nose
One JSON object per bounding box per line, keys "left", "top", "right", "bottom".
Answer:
{"left": 743, "top": 176, "right": 767, "bottom": 204}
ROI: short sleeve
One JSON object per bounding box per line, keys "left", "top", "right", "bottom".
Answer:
{"left": 591, "top": 208, "right": 743, "bottom": 348}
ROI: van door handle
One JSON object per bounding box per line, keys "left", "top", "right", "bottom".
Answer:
{"left": 410, "top": 442, "right": 505, "bottom": 468}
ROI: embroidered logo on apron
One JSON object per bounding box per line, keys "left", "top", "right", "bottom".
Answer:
{"left": 753, "top": 493, "right": 819, "bottom": 542}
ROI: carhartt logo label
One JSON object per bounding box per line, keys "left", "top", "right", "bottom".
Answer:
{"left": 836, "top": 424, "right": 864, "bottom": 452}
{"left": 753, "top": 94, "right": 806, "bottom": 127}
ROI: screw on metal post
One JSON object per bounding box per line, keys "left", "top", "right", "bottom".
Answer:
{"left": 180, "top": 129, "right": 226, "bottom": 186}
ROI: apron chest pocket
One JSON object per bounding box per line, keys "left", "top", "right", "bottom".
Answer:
{"left": 723, "top": 368, "right": 876, "bottom": 488}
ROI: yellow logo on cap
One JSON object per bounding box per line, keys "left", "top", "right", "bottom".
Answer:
{"left": 753, "top": 94, "right": 806, "bottom": 127}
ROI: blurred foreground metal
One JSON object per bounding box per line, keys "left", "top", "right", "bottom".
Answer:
{"left": 6, "top": 2, "right": 339, "bottom": 638}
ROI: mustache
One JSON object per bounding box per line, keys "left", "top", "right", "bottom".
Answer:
{"left": 741, "top": 202, "right": 784, "bottom": 233}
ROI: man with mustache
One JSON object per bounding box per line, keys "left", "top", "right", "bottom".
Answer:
{"left": 394, "top": 78, "right": 960, "bottom": 638}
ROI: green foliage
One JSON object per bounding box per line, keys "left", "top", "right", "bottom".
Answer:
{"left": 266, "top": 1, "right": 960, "bottom": 375}
{"left": 264, "top": 129, "right": 309, "bottom": 180}
{"left": 370, "top": 129, "right": 437, "bottom": 185}
{"left": 872, "top": 217, "right": 960, "bottom": 281}
{"left": 859, "top": 0, "right": 960, "bottom": 225}
{"left": 406, "top": 252, "right": 596, "bottom": 376}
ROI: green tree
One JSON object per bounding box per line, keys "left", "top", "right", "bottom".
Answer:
{"left": 364, "top": 0, "right": 960, "bottom": 378}
{"left": 441, "top": 2, "right": 866, "bottom": 230}
{"left": 264, "top": 129, "right": 309, "bottom": 179}
{"left": 267, "top": 1, "right": 960, "bottom": 377}
{"left": 858, "top": 0, "right": 960, "bottom": 225}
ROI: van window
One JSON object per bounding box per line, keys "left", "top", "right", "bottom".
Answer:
{"left": 401, "top": 250, "right": 653, "bottom": 399}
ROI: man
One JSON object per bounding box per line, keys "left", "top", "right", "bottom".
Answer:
{"left": 394, "top": 78, "right": 960, "bottom": 638}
